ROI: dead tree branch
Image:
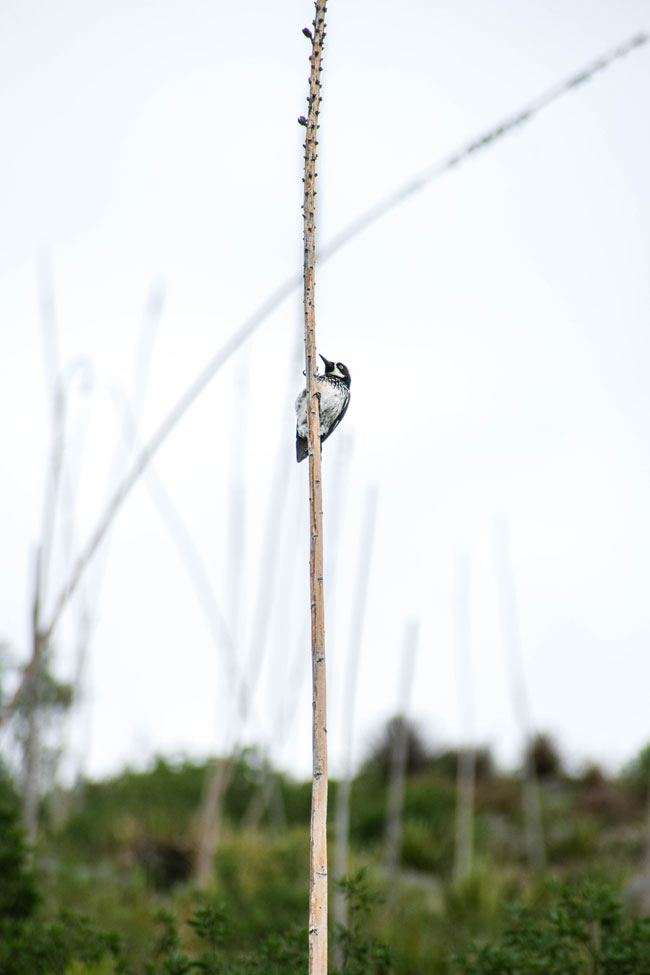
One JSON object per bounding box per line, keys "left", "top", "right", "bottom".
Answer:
{"left": 301, "top": 2, "right": 329, "bottom": 972}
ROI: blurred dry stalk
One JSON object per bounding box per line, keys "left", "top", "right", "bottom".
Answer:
{"left": 334, "top": 484, "right": 378, "bottom": 947}
{"left": 494, "top": 517, "right": 546, "bottom": 869}
{"left": 301, "top": 1, "right": 328, "bottom": 972}
{"left": 384, "top": 621, "right": 419, "bottom": 904}
{"left": 2, "top": 31, "right": 644, "bottom": 728}
{"left": 452, "top": 553, "right": 475, "bottom": 884}
{"left": 643, "top": 764, "right": 650, "bottom": 913}
{"left": 194, "top": 755, "right": 235, "bottom": 886}
{"left": 20, "top": 260, "right": 92, "bottom": 836}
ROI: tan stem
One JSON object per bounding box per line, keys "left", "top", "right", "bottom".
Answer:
{"left": 302, "top": 2, "right": 328, "bottom": 972}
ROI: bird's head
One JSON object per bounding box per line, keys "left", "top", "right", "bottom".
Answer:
{"left": 319, "top": 354, "right": 351, "bottom": 388}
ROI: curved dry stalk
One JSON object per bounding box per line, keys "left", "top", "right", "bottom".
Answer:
{"left": 318, "top": 33, "right": 647, "bottom": 265}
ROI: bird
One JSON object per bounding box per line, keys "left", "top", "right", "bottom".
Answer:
{"left": 295, "top": 354, "right": 351, "bottom": 463}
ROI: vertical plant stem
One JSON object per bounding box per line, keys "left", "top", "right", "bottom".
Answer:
{"left": 384, "top": 621, "right": 419, "bottom": 904}
{"left": 23, "top": 551, "right": 44, "bottom": 842}
{"left": 494, "top": 517, "right": 546, "bottom": 869}
{"left": 301, "top": 2, "right": 328, "bottom": 972}
{"left": 334, "top": 483, "right": 378, "bottom": 948}
{"left": 453, "top": 552, "right": 475, "bottom": 884}
{"left": 642, "top": 763, "right": 650, "bottom": 913}
{"left": 194, "top": 756, "right": 235, "bottom": 887}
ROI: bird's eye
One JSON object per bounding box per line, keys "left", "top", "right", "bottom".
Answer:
{"left": 337, "top": 362, "right": 344, "bottom": 370}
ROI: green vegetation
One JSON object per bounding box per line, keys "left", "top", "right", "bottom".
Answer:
{"left": 0, "top": 768, "right": 38, "bottom": 920}
{"left": 453, "top": 881, "right": 650, "bottom": 974}
{"left": 2, "top": 730, "right": 650, "bottom": 972}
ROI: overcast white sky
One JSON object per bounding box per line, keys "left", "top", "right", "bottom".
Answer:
{"left": 1, "top": 0, "right": 649, "bottom": 783}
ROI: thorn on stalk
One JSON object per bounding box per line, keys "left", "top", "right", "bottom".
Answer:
{"left": 298, "top": 116, "right": 308, "bottom": 126}
{"left": 302, "top": 27, "right": 313, "bottom": 39}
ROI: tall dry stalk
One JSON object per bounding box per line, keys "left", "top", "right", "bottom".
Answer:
{"left": 494, "top": 517, "right": 545, "bottom": 869}
{"left": 384, "top": 621, "right": 419, "bottom": 901}
{"left": 641, "top": 763, "right": 650, "bottom": 913}
{"left": 453, "top": 552, "right": 476, "bottom": 883}
{"left": 301, "top": 2, "right": 328, "bottom": 971}
{"left": 334, "top": 483, "right": 378, "bottom": 945}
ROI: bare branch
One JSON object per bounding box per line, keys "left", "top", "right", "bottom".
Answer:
{"left": 302, "top": 2, "right": 329, "bottom": 972}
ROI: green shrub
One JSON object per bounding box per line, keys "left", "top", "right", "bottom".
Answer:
{"left": 142, "top": 872, "right": 391, "bottom": 975}
{"left": 332, "top": 870, "right": 393, "bottom": 975}
{"left": 0, "top": 768, "right": 39, "bottom": 920}
{"left": 210, "top": 829, "right": 309, "bottom": 948}
{"left": 452, "top": 880, "right": 650, "bottom": 974}
{"left": 0, "top": 912, "right": 125, "bottom": 975}
{"left": 400, "top": 819, "right": 453, "bottom": 874}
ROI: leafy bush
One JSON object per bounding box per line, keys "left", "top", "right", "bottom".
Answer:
{"left": 332, "top": 870, "right": 393, "bottom": 975}
{"left": 1, "top": 766, "right": 124, "bottom": 975}
{"left": 0, "top": 769, "right": 38, "bottom": 920}
{"left": 428, "top": 749, "right": 494, "bottom": 784}
{"left": 143, "top": 871, "right": 391, "bottom": 975}
{"left": 362, "top": 716, "right": 431, "bottom": 780}
{"left": 452, "top": 880, "right": 650, "bottom": 974}
{"left": 620, "top": 743, "right": 650, "bottom": 802}
{"left": 0, "top": 912, "right": 124, "bottom": 975}
{"left": 524, "top": 733, "right": 563, "bottom": 780}
{"left": 50, "top": 757, "right": 206, "bottom": 856}
{"left": 210, "top": 828, "right": 310, "bottom": 949}
{"left": 400, "top": 818, "right": 453, "bottom": 874}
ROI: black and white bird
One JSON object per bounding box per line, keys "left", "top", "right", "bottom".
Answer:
{"left": 295, "top": 354, "right": 351, "bottom": 463}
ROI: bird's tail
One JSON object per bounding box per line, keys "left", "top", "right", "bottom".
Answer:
{"left": 296, "top": 436, "right": 308, "bottom": 462}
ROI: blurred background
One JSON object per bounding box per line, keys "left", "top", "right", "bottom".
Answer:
{"left": 1, "top": 0, "right": 649, "bottom": 847}
{"left": 3, "top": 3, "right": 650, "bottom": 971}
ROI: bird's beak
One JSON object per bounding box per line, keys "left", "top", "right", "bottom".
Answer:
{"left": 319, "top": 353, "right": 333, "bottom": 369}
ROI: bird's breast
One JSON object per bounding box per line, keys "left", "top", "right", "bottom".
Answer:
{"left": 295, "top": 377, "right": 349, "bottom": 438}
{"left": 318, "top": 378, "right": 349, "bottom": 433}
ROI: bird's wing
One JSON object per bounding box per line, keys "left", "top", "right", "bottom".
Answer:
{"left": 295, "top": 389, "right": 308, "bottom": 439}
{"left": 320, "top": 388, "right": 350, "bottom": 444}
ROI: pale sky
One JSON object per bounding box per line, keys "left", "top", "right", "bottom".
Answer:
{"left": 1, "top": 0, "right": 649, "bottom": 783}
